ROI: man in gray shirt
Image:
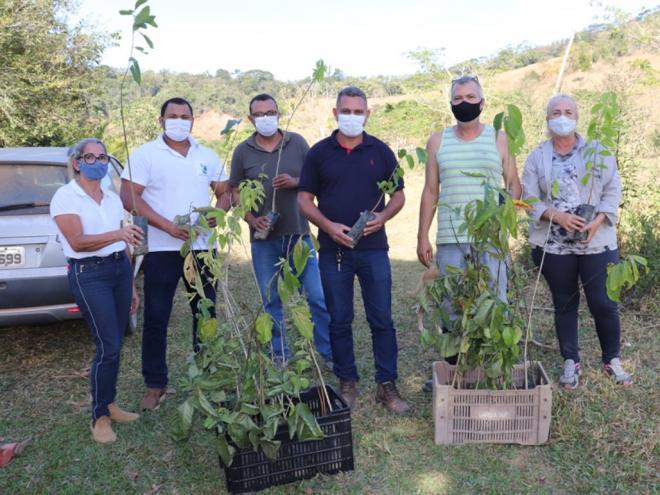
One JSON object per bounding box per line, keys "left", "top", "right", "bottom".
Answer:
{"left": 229, "top": 93, "right": 332, "bottom": 367}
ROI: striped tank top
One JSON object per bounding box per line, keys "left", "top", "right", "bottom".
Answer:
{"left": 436, "top": 125, "right": 502, "bottom": 245}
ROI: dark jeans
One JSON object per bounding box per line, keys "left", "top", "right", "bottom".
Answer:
{"left": 68, "top": 251, "right": 132, "bottom": 421}
{"left": 532, "top": 247, "right": 621, "bottom": 363}
{"left": 319, "top": 248, "right": 398, "bottom": 383}
{"left": 142, "top": 250, "right": 216, "bottom": 388}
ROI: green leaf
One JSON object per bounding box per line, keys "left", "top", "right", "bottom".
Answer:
{"left": 295, "top": 403, "right": 323, "bottom": 439}
{"left": 221, "top": 118, "right": 241, "bottom": 135}
{"left": 461, "top": 171, "right": 486, "bottom": 178}
{"left": 196, "top": 388, "right": 218, "bottom": 418}
{"left": 405, "top": 154, "right": 414, "bottom": 170}
{"left": 199, "top": 318, "right": 217, "bottom": 343}
{"left": 415, "top": 147, "right": 428, "bottom": 165}
{"left": 551, "top": 180, "right": 560, "bottom": 198}
{"left": 291, "top": 304, "right": 313, "bottom": 340}
{"left": 312, "top": 59, "right": 327, "bottom": 81}
{"left": 133, "top": 5, "right": 151, "bottom": 29}
{"left": 581, "top": 173, "right": 591, "bottom": 187}
{"left": 216, "top": 435, "right": 236, "bottom": 467}
{"left": 474, "top": 298, "right": 494, "bottom": 326}
{"left": 135, "top": 0, "right": 148, "bottom": 8}
{"left": 398, "top": 148, "right": 408, "bottom": 159}
{"left": 129, "top": 58, "right": 142, "bottom": 85}
{"left": 119, "top": 9, "right": 134, "bottom": 15}
{"left": 255, "top": 312, "right": 273, "bottom": 345}
{"left": 260, "top": 438, "right": 282, "bottom": 461}
{"left": 502, "top": 326, "right": 515, "bottom": 346}
{"left": 493, "top": 112, "right": 504, "bottom": 131}
{"left": 293, "top": 239, "right": 310, "bottom": 275}
{"left": 176, "top": 399, "right": 195, "bottom": 438}
{"left": 140, "top": 32, "right": 154, "bottom": 49}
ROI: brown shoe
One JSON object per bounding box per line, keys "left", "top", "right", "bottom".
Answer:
{"left": 90, "top": 416, "right": 117, "bottom": 444}
{"left": 376, "top": 381, "right": 410, "bottom": 416}
{"left": 108, "top": 403, "right": 140, "bottom": 423}
{"left": 139, "top": 388, "right": 167, "bottom": 411}
{"left": 339, "top": 379, "right": 358, "bottom": 409}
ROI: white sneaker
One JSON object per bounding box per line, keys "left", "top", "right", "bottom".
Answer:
{"left": 603, "top": 358, "right": 633, "bottom": 386}
{"left": 559, "top": 359, "right": 581, "bottom": 389}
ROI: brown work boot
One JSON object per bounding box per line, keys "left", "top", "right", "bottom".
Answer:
{"left": 108, "top": 403, "right": 140, "bottom": 423}
{"left": 339, "top": 379, "right": 359, "bottom": 409}
{"left": 376, "top": 381, "right": 410, "bottom": 416}
{"left": 90, "top": 416, "right": 117, "bottom": 444}
{"left": 139, "top": 387, "right": 167, "bottom": 411}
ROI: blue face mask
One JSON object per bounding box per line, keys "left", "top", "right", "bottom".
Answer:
{"left": 79, "top": 160, "right": 108, "bottom": 181}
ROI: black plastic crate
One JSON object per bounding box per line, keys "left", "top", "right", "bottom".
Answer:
{"left": 221, "top": 385, "right": 354, "bottom": 494}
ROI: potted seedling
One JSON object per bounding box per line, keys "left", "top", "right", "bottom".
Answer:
{"left": 347, "top": 147, "right": 427, "bottom": 247}
{"left": 573, "top": 91, "right": 619, "bottom": 241}
{"left": 418, "top": 104, "right": 553, "bottom": 445}
{"left": 118, "top": 0, "right": 157, "bottom": 255}
{"left": 170, "top": 113, "right": 353, "bottom": 492}
{"left": 253, "top": 60, "right": 328, "bottom": 240}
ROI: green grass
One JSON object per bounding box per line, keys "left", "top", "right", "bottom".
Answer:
{"left": 1, "top": 251, "right": 658, "bottom": 494}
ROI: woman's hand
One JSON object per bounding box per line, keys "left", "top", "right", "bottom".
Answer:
{"left": 117, "top": 224, "right": 145, "bottom": 246}
{"left": 130, "top": 283, "right": 140, "bottom": 315}
{"left": 554, "top": 211, "right": 586, "bottom": 233}
{"left": 579, "top": 213, "right": 606, "bottom": 244}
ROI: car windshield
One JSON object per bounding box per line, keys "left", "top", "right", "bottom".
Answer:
{"left": 0, "top": 164, "right": 68, "bottom": 216}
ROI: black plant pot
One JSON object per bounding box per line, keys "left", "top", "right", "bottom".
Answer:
{"left": 572, "top": 204, "right": 595, "bottom": 241}
{"left": 132, "top": 215, "right": 149, "bottom": 256}
{"left": 347, "top": 210, "right": 376, "bottom": 248}
{"left": 253, "top": 211, "right": 280, "bottom": 240}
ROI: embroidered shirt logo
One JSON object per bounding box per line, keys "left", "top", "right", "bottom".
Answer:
{"left": 198, "top": 163, "right": 208, "bottom": 176}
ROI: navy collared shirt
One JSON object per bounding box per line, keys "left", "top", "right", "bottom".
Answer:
{"left": 299, "top": 130, "right": 403, "bottom": 250}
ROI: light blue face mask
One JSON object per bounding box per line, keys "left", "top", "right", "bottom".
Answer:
{"left": 548, "top": 115, "right": 577, "bottom": 136}
{"left": 79, "top": 160, "right": 108, "bottom": 181}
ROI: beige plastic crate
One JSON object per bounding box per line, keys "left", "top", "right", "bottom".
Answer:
{"left": 433, "top": 361, "right": 552, "bottom": 445}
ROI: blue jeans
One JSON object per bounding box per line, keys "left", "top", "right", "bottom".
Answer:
{"left": 532, "top": 248, "right": 621, "bottom": 363}
{"left": 68, "top": 251, "right": 132, "bottom": 421}
{"left": 251, "top": 235, "right": 332, "bottom": 361}
{"left": 318, "top": 248, "right": 398, "bottom": 383}
{"left": 142, "top": 251, "right": 216, "bottom": 388}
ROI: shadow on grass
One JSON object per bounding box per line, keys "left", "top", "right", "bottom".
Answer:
{"left": 0, "top": 256, "right": 657, "bottom": 494}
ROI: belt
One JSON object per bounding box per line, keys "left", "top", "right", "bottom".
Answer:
{"left": 67, "top": 251, "right": 126, "bottom": 264}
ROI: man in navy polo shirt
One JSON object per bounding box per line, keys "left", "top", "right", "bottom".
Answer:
{"left": 298, "top": 86, "right": 410, "bottom": 415}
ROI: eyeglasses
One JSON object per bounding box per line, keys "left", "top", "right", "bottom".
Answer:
{"left": 79, "top": 153, "right": 110, "bottom": 164}
{"left": 251, "top": 111, "right": 278, "bottom": 118}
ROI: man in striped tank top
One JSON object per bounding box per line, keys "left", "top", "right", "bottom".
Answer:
{"left": 416, "top": 76, "right": 522, "bottom": 392}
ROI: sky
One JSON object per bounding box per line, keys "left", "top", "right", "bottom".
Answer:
{"left": 77, "top": 0, "right": 656, "bottom": 81}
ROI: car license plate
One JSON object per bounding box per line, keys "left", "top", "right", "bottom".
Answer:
{"left": 0, "top": 246, "right": 26, "bottom": 268}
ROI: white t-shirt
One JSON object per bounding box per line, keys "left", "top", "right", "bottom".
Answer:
{"left": 50, "top": 180, "right": 126, "bottom": 259}
{"left": 121, "top": 135, "right": 228, "bottom": 251}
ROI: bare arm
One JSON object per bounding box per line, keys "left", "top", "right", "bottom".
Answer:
{"left": 298, "top": 191, "right": 353, "bottom": 248}
{"left": 416, "top": 132, "right": 441, "bottom": 267}
{"left": 120, "top": 179, "right": 188, "bottom": 241}
{"left": 54, "top": 214, "right": 143, "bottom": 253}
{"left": 497, "top": 131, "right": 522, "bottom": 200}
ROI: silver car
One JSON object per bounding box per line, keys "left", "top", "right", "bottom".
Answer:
{"left": 0, "top": 147, "right": 127, "bottom": 327}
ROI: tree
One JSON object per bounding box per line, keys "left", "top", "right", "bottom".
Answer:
{"left": 0, "top": 0, "right": 108, "bottom": 146}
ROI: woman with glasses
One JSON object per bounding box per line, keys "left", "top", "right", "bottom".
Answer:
{"left": 50, "top": 138, "right": 144, "bottom": 443}
{"left": 522, "top": 94, "right": 632, "bottom": 389}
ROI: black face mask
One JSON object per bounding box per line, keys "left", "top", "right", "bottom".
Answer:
{"left": 451, "top": 100, "right": 483, "bottom": 122}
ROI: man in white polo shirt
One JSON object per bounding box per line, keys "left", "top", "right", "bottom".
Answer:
{"left": 120, "top": 97, "right": 229, "bottom": 411}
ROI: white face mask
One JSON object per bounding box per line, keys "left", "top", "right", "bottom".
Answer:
{"left": 548, "top": 115, "right": 577, "bottom": 136}
{"left": 164, "top": 118, "right": 192, "bottom": 142}
{"left": 254, "top": 115, "right": 279, "bottom": 137}
{"left": 337, "top": 114, "right": 365, "bottom": 138}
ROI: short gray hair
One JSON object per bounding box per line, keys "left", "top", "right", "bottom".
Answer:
{"left": 336, "top": 86, "right": 367, "bottom": 108}
{"left": 546, "top": 94, "right": 578, "bottom": 117}
{"left": 450, "top": 76, "right": 483, "bottom": 100}
{"left": 68, "top": 138, "right": 107, "bottom": 175}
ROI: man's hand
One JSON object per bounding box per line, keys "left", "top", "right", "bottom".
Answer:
{"left": 554, "top": 211, "right": 586, "bottom": 233}
{"left": 166, "top": 221, "right": 190, "bottom": 241}
{"left": 326, "top": 222, "right": 353, "bottom": 248}
{"left": 272, "top": 174, "right": 298, "bottom": 189}
{"left": 579, "top": 213, "right": 605, "bottom": 244}
{"left": 417, "top": 237, "right": 434, "bottom": 268}
{"left": 249, "top": 215, "right": 271, "bottom": 231}
{"left": 363, "top": 211, "right": 385, "bottom": 236}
